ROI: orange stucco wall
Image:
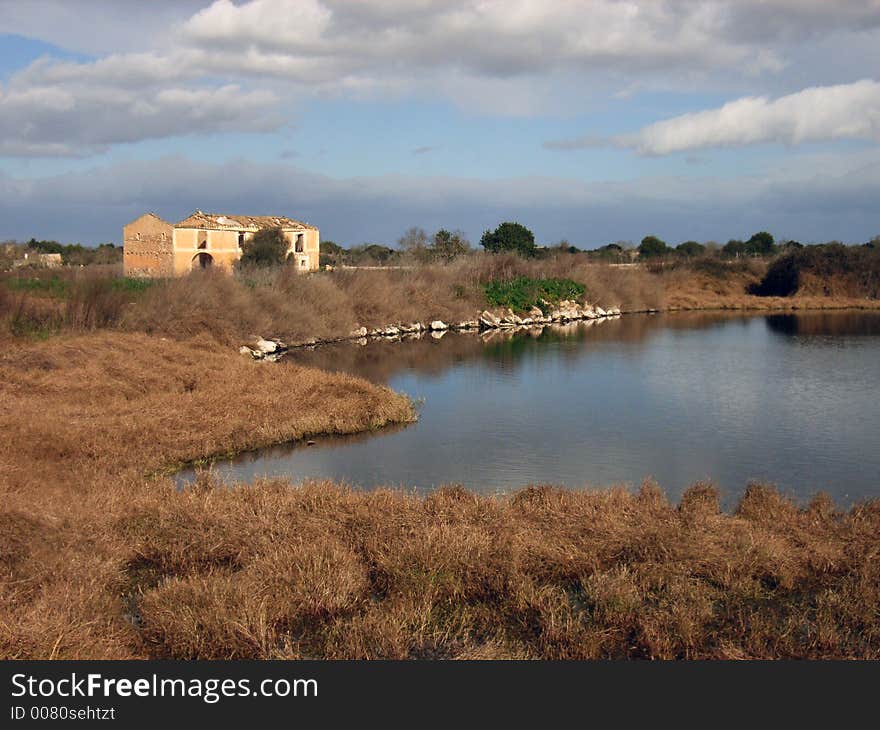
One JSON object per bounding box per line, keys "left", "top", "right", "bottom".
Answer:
{"left": 123, "top": 216, "right": 321, "bottom": 278}
{"left": 172, "top": 226, "right": 320, "bottom": 275}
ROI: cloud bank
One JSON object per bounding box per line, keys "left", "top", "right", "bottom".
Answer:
{"left": 2, "top": 153, "right": 878, "bottom": 246}
{"left": 621, "top": 80, "right": 880, "bottom": 155}
{"left": 3, "top": 1, "right": 880, "bottom": 156}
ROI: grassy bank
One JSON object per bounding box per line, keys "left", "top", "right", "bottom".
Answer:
{"left": 0, "top": 331, "right": 415, "bottom": 658}
{"left": 4, "top": 252, "right": 879, "bottom": 347}
{"left": 0, "top": 331, "right": 878, "bottom": 660}
{"left": 2, "top": 256, "right": 879, "bottom": 660}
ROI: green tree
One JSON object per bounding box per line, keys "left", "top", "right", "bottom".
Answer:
{"left": 722, "top": 239, "right": 746, "bottom": 258}
{"left": 238, "top": 226, "right": 289, "bottom": 267}
{"left": 431, "top": 228, "right": 470, "bottom": 262}
{"left": 480, "top": 221, "right": 537, "bottom": 257}
{"left": 638, "top": 235, "right": 668, "bottom": 258}
{"left": 319, "top": 240, "right": 346, "bottom": 267}
{"left": 745, "top": 231, "right": 776, "bottom": 256}
{"left": 676, "top": 240, "right": 705, "bottom": 257}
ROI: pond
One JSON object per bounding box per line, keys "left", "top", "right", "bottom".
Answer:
{"left": 177, "top": 311, "right": 880, "bottom": 505}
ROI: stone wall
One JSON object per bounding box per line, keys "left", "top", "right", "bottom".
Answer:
{"left": 123, "top": 213, "right": 173, "bottom": 277}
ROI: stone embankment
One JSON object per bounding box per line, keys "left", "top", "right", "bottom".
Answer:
{"left": 240, "top": 300, "right": 647, "bottom": 358}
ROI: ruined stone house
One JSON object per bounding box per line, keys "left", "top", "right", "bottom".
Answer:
{"left": 123, "top": 210, "right": 320, "bottom": 277}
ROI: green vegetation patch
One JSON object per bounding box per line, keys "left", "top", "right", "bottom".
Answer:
{"left": 484, "top": 276, "right": 586, "bottom": 313}
{"left": 111, "top": 278, "right": 156, "bottom": 294}
{"left": 5, "top": 276, "right": 70, "bottom": 297}
{"left": 5, "top": 276, "right": 155, "bottom": 298}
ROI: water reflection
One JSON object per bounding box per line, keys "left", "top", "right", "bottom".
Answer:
{"left": 766, "top": 312, "right": 880, "bottom": 337}
{"left": 285, "top": 311, "right": 750, "bottom": 383}
{"left": 178, "top": 311, "right": 880, "bottom": 505}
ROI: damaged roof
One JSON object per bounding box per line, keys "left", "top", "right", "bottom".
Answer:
{"left": 175, "top": 210, "right": 317, "bottom": 230}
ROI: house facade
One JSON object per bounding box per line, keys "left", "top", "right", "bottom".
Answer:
{"left": 123, "top": 210, "right": 320, "bottom": 277}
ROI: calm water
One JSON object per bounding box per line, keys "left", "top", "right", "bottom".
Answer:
{"left": 178, "top": 311, "right": 880, "bottom": 504}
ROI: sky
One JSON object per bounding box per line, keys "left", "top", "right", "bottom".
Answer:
{"left": 1, "top": 0, "right": 879, "bottom": 248}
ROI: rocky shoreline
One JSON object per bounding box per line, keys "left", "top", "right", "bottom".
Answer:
{"left": 239, "top": 300, "right": 648, "bottom": 360}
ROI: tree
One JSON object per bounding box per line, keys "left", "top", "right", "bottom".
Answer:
{"left": 319, "top": 240, "right": 346, "bottom": 267}
{"left": 480, "top": 221, "right": 536, "bottom": 256}
{"left": 432, "top": 228, "right": 470, "bottom": 262}
{"left": 676, "top": 240, "right": 705, "bottom": 257}
{"left": 745, "top": 231, "right": 776, "bottom": 256}
{"left": 398, "top": 226, "right": 431, "bottom": 263}
{"left": 722, "top": 239, "right": 746, "bottom": 258}
{"left": 239, "top": 226, "right": 289, "bottom": 267}
{"left": 638, "top": 235, "right": 668, "bottom": 258}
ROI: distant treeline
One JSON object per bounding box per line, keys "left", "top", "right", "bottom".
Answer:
{"left": 321, "top": 222, "right": 880, "bottom": 267}
{"left": 1, "top": 239, "right": 122, "bottom": 269}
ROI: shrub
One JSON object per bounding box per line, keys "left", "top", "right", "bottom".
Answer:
{"left": 750, "top": 243, "right": 880, "bottom": 298}
{"left": 484, "top": 276, "right": 586, "bottom": 313}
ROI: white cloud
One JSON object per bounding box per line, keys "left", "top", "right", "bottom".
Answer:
{"left": 3, "top": 1, "right": 880, "bottom": 156}
{"left": 0, "top": 79, "right": 280, "bottom": 157}
{"left": 620, "top": 80, "right": 880, "bottom": 155}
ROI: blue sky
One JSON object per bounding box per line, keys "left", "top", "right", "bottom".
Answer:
{"left": 1, "top": 1, "right": 879, "bottom": 248}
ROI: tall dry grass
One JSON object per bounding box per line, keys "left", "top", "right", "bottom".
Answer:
{"left": 68, "top": 479, "right": 880, "bottom": 660}
{"left": 0, "top": 331, "right": 415, "bottom": 658}
{"left": 3, "top": 256, "right": 667, "bottom": 345}
{"left": 1, "top": 330, "right": 878, "bottom": 660}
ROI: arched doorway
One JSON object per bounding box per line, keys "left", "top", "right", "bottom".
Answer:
{"left": 192, "top": 252, "right": 213, "bottom": 270}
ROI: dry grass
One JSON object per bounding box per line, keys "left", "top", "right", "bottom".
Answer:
{"left": 0, "top": 331, "right": 414, "bottom": 658}
{"left": 121, "top": 256, "right": 668, "bottom": 346}
{"left": 3, "top": 256, "right": 666, "bottom": 346}
{"left": 113, "top": 480, "right": 880, "bottom": 659}
{"left": 2, "top": 269, "right": 879, "bottom": 660}
{"left": 5, "top": 255, "right": 879, "bottom": 347}
{"left": 1, "top": 332, "right": 877, "bottom": 659}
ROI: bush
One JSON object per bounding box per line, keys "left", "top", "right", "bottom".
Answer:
{"left": 751, "top": 243, "right": 880, "bottom": 298}
{"left": 484, "top": 276, "right": 586, "bottom": 313}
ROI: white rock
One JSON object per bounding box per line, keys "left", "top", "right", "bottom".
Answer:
{"left": 383, "top": 326, "right": 400, "bottom": 336}
{"left": 429, "top": 320, "right": 449, "bottom": 331}
{"left": 457, "top": 320, "right": 479, "bottom": 330}
{"left": 595, "top": 307, "right": 607, "bottom": 317}
{"left": 479, "top": 310, "right": 501, "bottom": 328}
{"left": 350, "top": 326, "right": 368, "bottom": 338}
{"left": 239, "top": 345, "right": 257, "bottom": 358}
{"left": 254, "top": 338, "right": 279, "bottom": 354}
